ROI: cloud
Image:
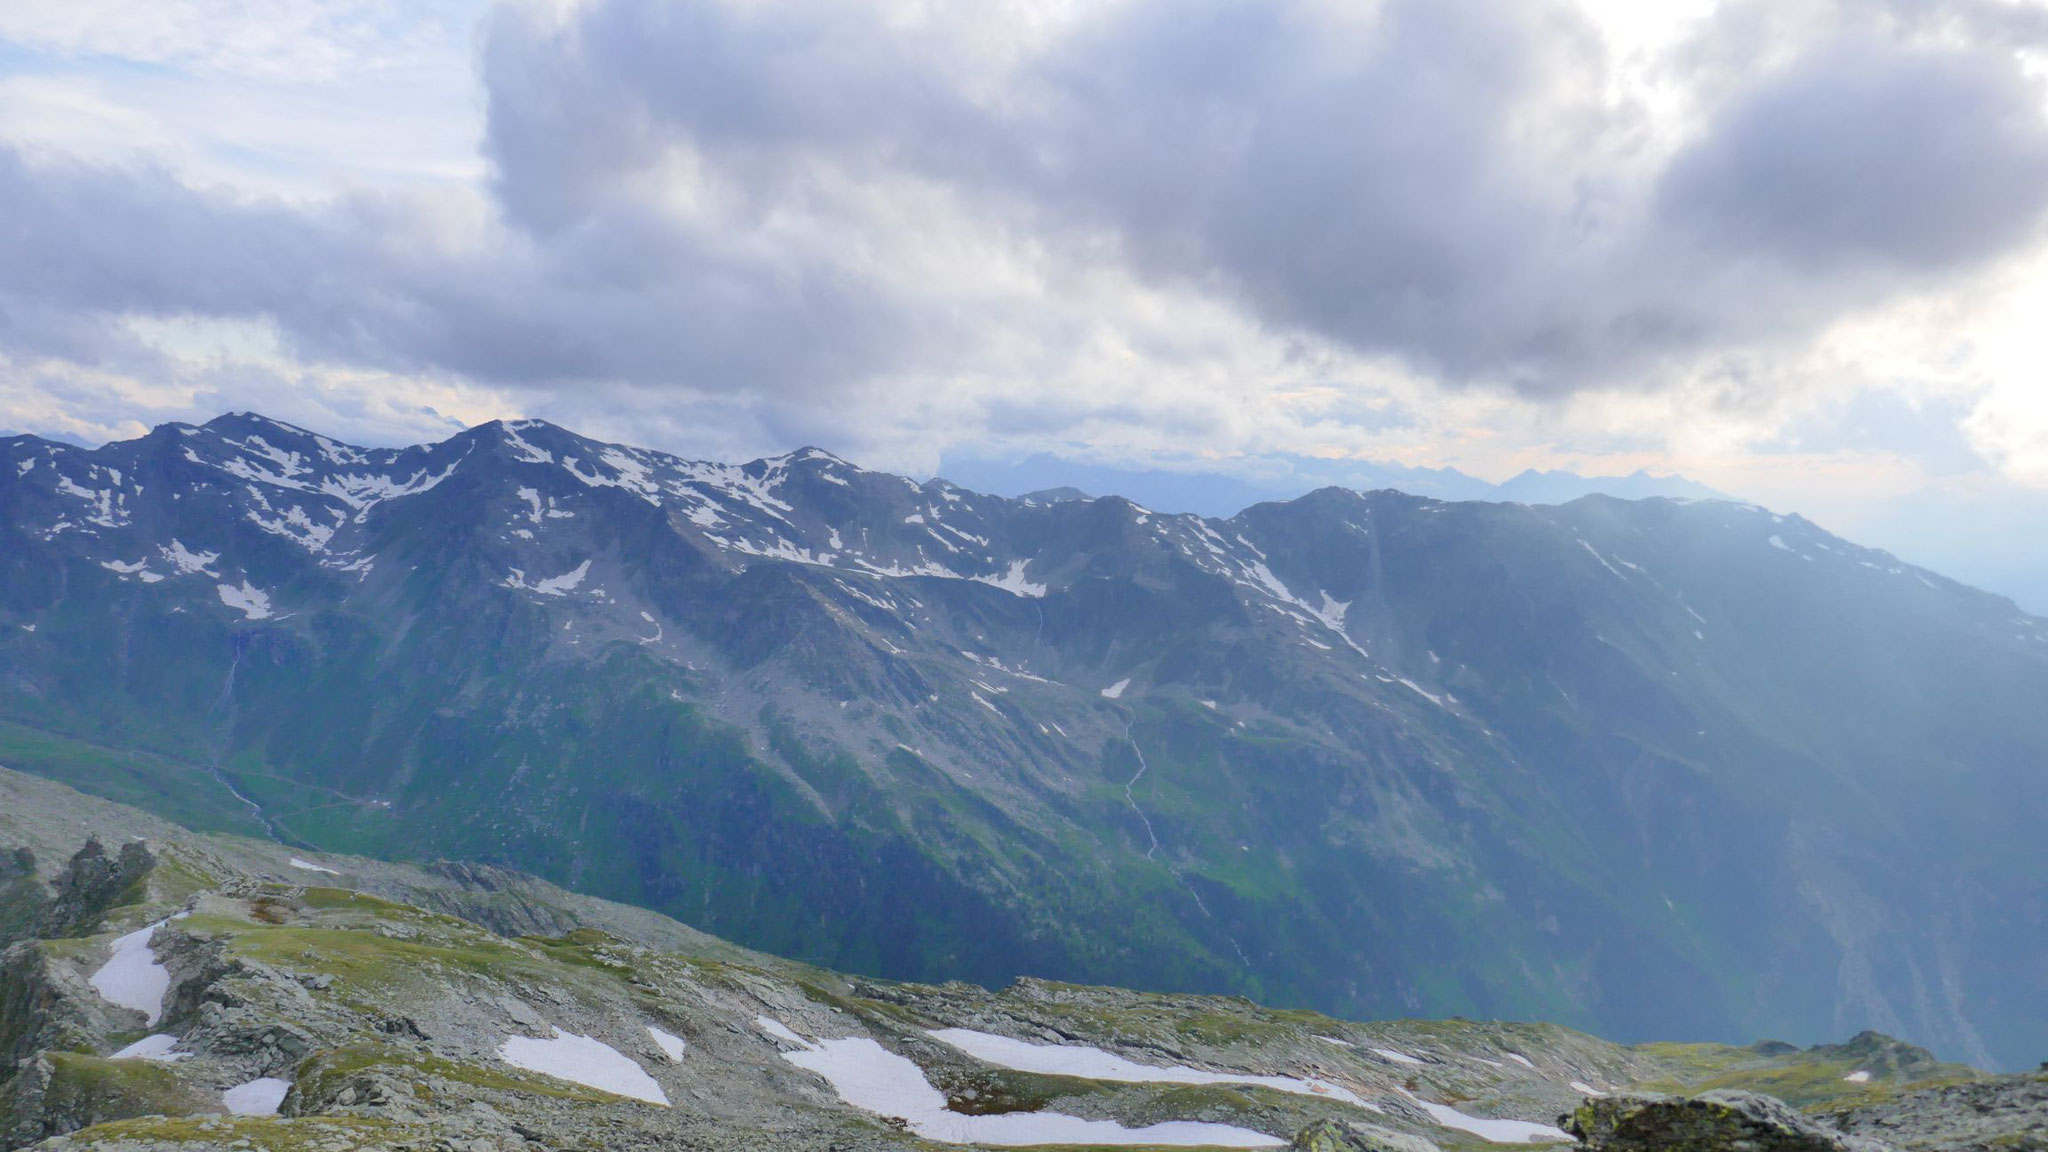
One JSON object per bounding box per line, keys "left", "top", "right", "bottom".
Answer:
{"left": 1657, "top": 37, "right": 2048, "bottom": 273}
{"left": 3, "top": 0, "right": 2048, "bottom": 486}
{"left": 470, "top": 0, "right": 2048, "bottom": 396}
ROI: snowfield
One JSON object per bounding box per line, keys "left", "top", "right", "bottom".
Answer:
{"left": 109, "top": 1034, "right": 186, "bottom": 1062}
{"left": 223, "top": 1077, "right": 291, "bottom": 1115}
{"left": 927, "top": 1028, "right": 1367, "bottom": 1106}
{"left": 648, "top": 1025, "right": 687, "bottom": 1062}
{"left": 90, "top": 921, "right": 172, "bottom": 1025}
{"left": 1397, "top": 1088, "right": 1572, "bottom": 1143}
{"left": 216, "top": 580, "right": 274, "bottom": 620}
{"left": 500, "top": 1028, "right": 669, "bottom": 1105}
{"left": 775, "top": 1026, "right": 1284, "bottom": 1148}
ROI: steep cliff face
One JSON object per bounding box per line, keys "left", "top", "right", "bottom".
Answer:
{"left": 3, "top": 415, "right": 2046, "bottom": 1068}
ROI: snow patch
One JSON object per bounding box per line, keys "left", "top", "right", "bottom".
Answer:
{"left": 1578, "top": 540, "right": 1624, "bottom": 578}
{"left": 1100, "top": 678, "right": 1130, "bottom": 700}
{"left": 1505, "top": 1053, "right": 1537, "bottom": 1070}
{"left": 1397, "top": 1088, "right": 1571, "bottom": 1143}
{"left": 1314, "top": 1035, "right": 1354, "bottom": 1048}
{"left": 110, "top": 1034, "right": 186, "bottom": 1062}
{"left": 162, "top": 540, "right": 220, "bottom": 576}
{"left": 502, "top": 425, "right": 554, "bottom": 464}
{"left": 1844, "top": 1070, "right": 1871, "bottom": 1083}
{"left": 90, "top": 922, "right": 173, "bottom": 1025}
{"left": 288, "top": 857, "right": 340, "bottom": 875}
{"left": 1571, "top": 1081, "right": 1607, "bottom": 1096}
{"left": 929, "top": 1028, "right": 1364, "bottom": 1106}
{"left": 757, "top": 1016, "right": 811, "bottom": 1048}
{"left": 223, "top": 1077, "right": 291, "bottom": 1115}
{"left": 648, "top": 1026, "right": 687, "bottom": 1062}
{"left": 1393, "top": 678, "right": 1446, "bottom": 708}
{"left": 500, "top": 1028, "right": 669, "bottom": 1105}
{"left": 101, "top": 559, "right": 164, "bottom": 583}
{"left": 505, "top": 560, "right": 593, "bottom": 597}
{"left": 971, "top": 559, "right": 1047, "bottom": 598}
{"left": 781, "top": 1031, "right": 1283, "bottom": 1147}
{"left": 217, "top": 581, "right": 274, "bottom": 620}
{"left": 1371, "top": 1047, "right": 1424, "bottom": 1066}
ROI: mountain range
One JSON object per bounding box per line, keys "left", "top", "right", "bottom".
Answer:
{"left": 934, "top": 452, "right": 1729, "bottom": 519}
{"left": 2, "top": 413, "right": 2044, "bottom": 1074}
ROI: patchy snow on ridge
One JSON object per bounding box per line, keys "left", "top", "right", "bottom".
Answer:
{"left": 928, "top": 1028, "right": 1365, "bottom": 1106}
{"left": 971, "top": 559, "right": 1047, "bottom": 598}
{"left": 217, "top": 580, "right": 273, "bottom": 620}
{"left": 110, "top": 1034, "right": 186, "bottom": 1062}
{"left": 500, "top": 1028, "right": 669, "bottom": 1105}
{"left": 1101, "top": 678, "right": 1131, "bottom": 699}
{"left": 779, "top": 1031, "right": 1283, "bottom": 1148}
{"left": 504, "top": 560, "right": 594, "bottom": 597}
{"left": 223, "top": 1077, "right": 291, "bottom": 1115}
{"left": 90, "top": 922, "right": 172, "bottom": 1025}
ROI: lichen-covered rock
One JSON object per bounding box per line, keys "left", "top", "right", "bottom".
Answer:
{"left": 1566, "top": 1090, "right": 1896, "bottom": 1152}
{"left": 1823, "top": 1068, "right": 2048, "bottom": 1151}
{"left": 1290, "top": 1116, "right": 1441, "bottom": 1152}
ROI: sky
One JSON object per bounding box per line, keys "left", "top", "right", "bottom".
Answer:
{"left": 2, "top": 0, "right": 2047, "bottom": 606}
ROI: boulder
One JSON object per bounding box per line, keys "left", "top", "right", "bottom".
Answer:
{"left": 1565, "top": 1090, "right": 1897, "bottom": 1152}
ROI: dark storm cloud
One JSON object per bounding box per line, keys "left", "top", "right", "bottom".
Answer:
{"left": 0, "top": 140, "right": 924, "bottom": 397}
{"left": 1658, "top": 38, "right": 2048, "bottom": 273}
{"left": 6, "top": 0, "right": 2048, "bottom": 408}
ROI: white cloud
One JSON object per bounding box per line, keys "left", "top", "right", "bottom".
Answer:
{"left": 1, "top": 0, "right": 2048, "bottom": 583}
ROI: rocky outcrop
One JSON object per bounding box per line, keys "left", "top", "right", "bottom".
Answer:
{"left": 1290, "top": 1117, "right": 1442, "bottom": 1152}
{"left": 1566, "top": 1090, "right": 1896, "bottom": 1152}
{"left": 0, "top": 853, "right": 40, "bottom": 949}
{"left": 0, "top": 841, "right": 155, "bottom": 954}
{"left": 1822, "top": 1069, "right": 2048, "bottom": 1151}
{"left": 0, "top": 942, "right": 112, "bottom": 1077}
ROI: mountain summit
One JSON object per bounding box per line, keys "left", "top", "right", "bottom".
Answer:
{"left": 2, "top": 415, "right": 2045, "bottom": 1071}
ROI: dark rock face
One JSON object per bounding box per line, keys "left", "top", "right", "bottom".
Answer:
{"left": 32, "top": 840, "right": 153, "bottom": 941}
{"left": 0, "top": 840, "right": 157, "bottom": 952}
{"left": 1566, "top": 1091, "right": 1894, "bottom": 1152}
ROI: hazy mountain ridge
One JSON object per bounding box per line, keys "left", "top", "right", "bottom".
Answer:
{"left": 2, "top": 414, "right": 2045, "bottom": 1073}
{"left": 934, "top": 452, "right": 1729, "bottom": 520}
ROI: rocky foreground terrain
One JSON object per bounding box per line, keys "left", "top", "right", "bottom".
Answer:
{"left": 2, "top": 768, "right": 2041, "bottom": 1152}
